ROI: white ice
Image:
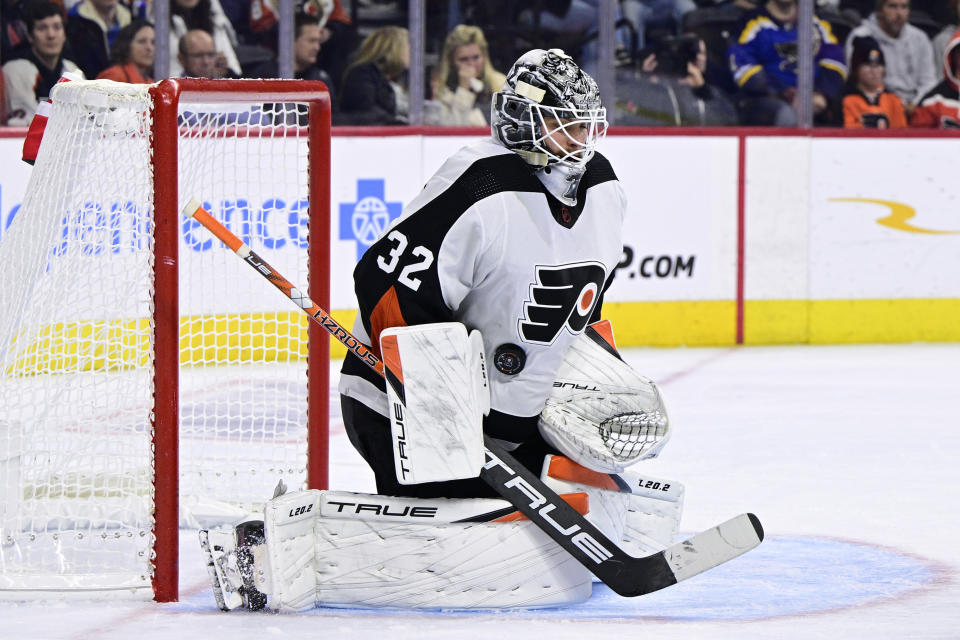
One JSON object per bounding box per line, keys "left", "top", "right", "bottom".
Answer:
{"left": 3, "top": 344, "right": 959, "bottom": 639}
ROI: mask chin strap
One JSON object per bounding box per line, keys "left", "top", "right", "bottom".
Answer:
{"left": 536, "top": 162, "right": 585, "bottom": 206}
{"left": 517, "top": 149, "right": 549, "bottom": 166}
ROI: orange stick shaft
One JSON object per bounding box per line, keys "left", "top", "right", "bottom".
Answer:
{"left": 182, "top": 198, "right": 384, "bottom": 377}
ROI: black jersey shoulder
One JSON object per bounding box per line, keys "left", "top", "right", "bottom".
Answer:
{"left": 452, "top": 151, "right": 544, "bottom": 204}
{"left": 583, "top": 151, "right": 618, "bottom": 186}
{"left": 384, "top": 151, "right": 543, "bottom": 253}
{"left": 402, "top": 148, "right": 617, "bottom": 229}
{"left": 355, "top": 147, "right": 622, "bottom": 294}
{"left": 413, "top": 148, "right": 619, "bottom": 231}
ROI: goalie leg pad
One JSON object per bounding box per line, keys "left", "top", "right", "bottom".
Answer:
{"left": 263, "top": 489, "right": 322, "bottom": 611}
{"left": 235, "top": 520, "right": 269, "bottom": 610}
{"left": 542, "top": 455, "right": 684, "bottom": 557}
{"left": 617, "top": 468, "right": 684, "bottom": 557}
{"left": 260, "top": 488, "right": 592, "bottom": 610}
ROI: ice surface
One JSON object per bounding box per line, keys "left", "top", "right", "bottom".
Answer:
{"left": 3, "top": 344, "right": 959, "bottom": 639}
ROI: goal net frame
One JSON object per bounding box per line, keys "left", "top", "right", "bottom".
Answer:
{"left": 151, "top": 78, "right": 330, "bottom": 602}
{"left": 0, "top": 78, "right": 331, "bottom": 602}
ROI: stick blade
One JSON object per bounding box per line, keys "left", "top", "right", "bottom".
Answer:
{"left": 664, "top": 512, "right": 764, "bottom": 583}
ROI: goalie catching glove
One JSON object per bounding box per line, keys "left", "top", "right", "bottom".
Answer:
{"left": 539, "top": 321, "right": 670, "bottom": 473}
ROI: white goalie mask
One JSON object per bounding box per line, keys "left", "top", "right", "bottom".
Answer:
{"left": 491, "top": 49, "right": 608, "bottom": 168}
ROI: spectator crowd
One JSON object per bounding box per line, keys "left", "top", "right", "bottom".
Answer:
{"left": 1, "top": 0, "right": 958, "bottom": 128}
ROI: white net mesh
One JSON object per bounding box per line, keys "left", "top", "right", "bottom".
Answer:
{"left": 0, "top": 80, "right": 323, "bottom": 595}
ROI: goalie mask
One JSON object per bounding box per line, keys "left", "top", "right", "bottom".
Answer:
{"left": 492, "top": 49, "right": 608, "bottom": 168}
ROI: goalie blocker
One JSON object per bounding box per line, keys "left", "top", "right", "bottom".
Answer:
{"left": 200, "top": 457, "right": 685, "bottom": 611}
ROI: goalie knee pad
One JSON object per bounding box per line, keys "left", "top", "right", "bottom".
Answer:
{"left": 541, "top": 455, "right": 684, "bottom": 557}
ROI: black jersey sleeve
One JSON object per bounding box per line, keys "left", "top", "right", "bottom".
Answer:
{"left": 589, "top": 268, "right": 618, "bottom": 325}
{"left": 352, "top": 213, "right": 463, "bottom": 359}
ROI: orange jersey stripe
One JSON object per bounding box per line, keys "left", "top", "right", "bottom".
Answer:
{"left": 368, "top": 285, "right": 407, "bottom": 358}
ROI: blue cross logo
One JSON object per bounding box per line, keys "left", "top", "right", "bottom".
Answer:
{"left": 339, "top": 179, "right": 403, "bottom": 261}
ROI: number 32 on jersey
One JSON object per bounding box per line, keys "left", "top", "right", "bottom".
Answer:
{"left": 376, "top": 230, "right": 435, "bottom": 292}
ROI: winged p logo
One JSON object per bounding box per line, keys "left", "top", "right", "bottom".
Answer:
{"left": 519, "top": 262, "right": 607, "bottom": 345}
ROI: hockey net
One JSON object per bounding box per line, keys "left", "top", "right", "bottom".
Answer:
{"left": 0, "top": 79, "right": 330, "bottom": 601}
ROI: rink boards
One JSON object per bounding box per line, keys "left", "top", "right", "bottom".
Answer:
{"left": 1, "top": 129, "right": 958, "bottom": 352}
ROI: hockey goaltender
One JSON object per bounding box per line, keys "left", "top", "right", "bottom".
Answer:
{"left": 198, "top": 48, "right": 762, "bottom": 612}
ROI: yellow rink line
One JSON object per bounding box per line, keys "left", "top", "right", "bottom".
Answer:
{"left": 6, "top": 299, "right": 958, "bottom": 375}
{"left": 605, "top": 298, "right": 960, "bottom": 346}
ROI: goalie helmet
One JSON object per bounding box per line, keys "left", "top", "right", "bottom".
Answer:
{"left": 491, "top": 49, "right": 608, "bottom": 168}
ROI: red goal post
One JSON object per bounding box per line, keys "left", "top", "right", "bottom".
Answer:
{"left": 0, "top": 78, "right": 331, "bottom": 602}
{"left": 151, "top": 79, "right": 331, "bottom": 602}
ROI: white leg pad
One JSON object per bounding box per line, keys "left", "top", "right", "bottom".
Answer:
{"left": 541, "top": 456, "right": 684, "bottom": 557}
{"left": 263, "top": 489, "right": 322, "bottom": 611}
{"left": 263, "top": 488, "right": 592, "bottom": 610}
{"left": 618, "top": 469, "right": 684, "bottom": 556}
{"left": 540, "top": 459, "right": 629, "bottom": 546}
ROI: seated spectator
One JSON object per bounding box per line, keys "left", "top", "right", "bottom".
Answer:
{"left": 932, "top": 0, "right": 959, "bottom": 70}
{"left": 250, "top": 13, "right": 333, "bottom": 87}
{"left": 621, "top": 0, "right": 698, "bottom": 52}
{"left": 516, "top": 1, "right": 605, "bottom": 75}
{"left": 910, "top": 26, "right": 960, "bottom": 126}
{"left": 248, "top": 0, "right": 356, "bottom": 90}
{"left": 426, "top": 24, "right": 505, "bottom": 126}
{"left": 244, "top": 12, "right": 335, "bottom": 126}
{"left": 249, "top": 0, "right": 330, "bottom": 47}
{"left": 728, "top": 0, "right": 847, "bottom": 125}
{"left": 842, "top": 35, "right": 908, "bottom": 126}
{"left": 2, "top": 0, "right": 31, "bottom": 62}
{"left": 96, "top": 19, "right": 155, "bottom": 83}
{"left": 845, "top": 0, "right": 937, "bottom": 110}
{"left": 337, "top": 25, "right": 409, "bottom": 125}
{"left": 67, "top": 0, "right": 133, "bottom": 79}
{"left": 168, "top": 0, "right": 241, "bottom": 77}
{"left": 3, "top": 0, "right": 83, "bottom": 126}
{"left": 314, "top": 0, "right": 357, "bottom": 93}
{"left": 178, "top": 28, "right": 222, "bottom": 78}
{"left": 617, "top": 34, "right": 738, "bottom": 125}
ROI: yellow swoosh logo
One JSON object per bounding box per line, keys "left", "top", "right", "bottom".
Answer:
{"left": 829, "top": 198, "right": 960, "bottom": 234}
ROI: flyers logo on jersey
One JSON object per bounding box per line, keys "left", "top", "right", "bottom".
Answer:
{"left": 519, "top": 262, "right": 606, "bottom": 345}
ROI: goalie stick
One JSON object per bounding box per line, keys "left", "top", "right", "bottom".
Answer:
{"left": 183, "top": 198, "right": 764, "bottom": 598}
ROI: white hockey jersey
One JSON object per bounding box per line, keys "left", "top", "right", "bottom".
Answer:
{"left": 339, "top": 137, "right": 627, "bottom": 444}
